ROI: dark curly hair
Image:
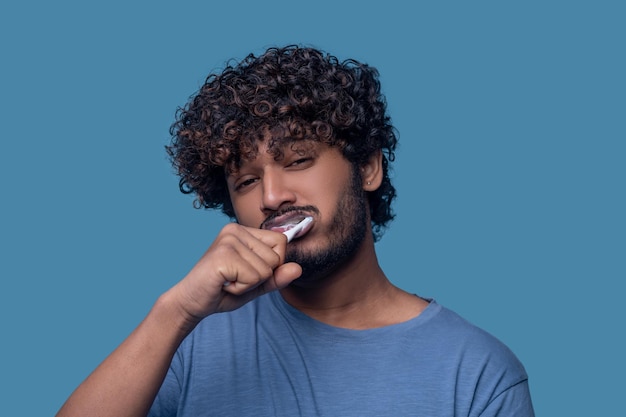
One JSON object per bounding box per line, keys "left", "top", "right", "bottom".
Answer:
{"left": 167, "top": 45, "right": 398, "bottom": 240}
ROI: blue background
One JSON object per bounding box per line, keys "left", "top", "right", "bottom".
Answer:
{"left": 1, "top": 1, "right": 624, "bottom": 415}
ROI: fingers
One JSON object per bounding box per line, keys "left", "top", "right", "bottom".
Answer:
{"left": 217, "top": 224, "right": 286, "bottom": 289}
{"left": 217, "top": 262, "right": 302, "bottom": 310}
{"left": 269, "top": 262, "right": 303, "bottom": 290}
{"left": 222, "top": 260, "right": 302, "bottom": 295}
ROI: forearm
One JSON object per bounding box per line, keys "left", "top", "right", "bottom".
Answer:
{"left": 56, "top": 224, "right": 299, "bottom": 417}
{"left": 56, "top": 290, "right": 199, "bottom": 417}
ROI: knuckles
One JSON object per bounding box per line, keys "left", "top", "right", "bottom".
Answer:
{"left": 200, "top": 223, "right": 281, "bottom": 289}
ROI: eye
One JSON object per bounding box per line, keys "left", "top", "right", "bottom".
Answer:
{"left": 235, "top": 177, "right": 258, "bottom": 191}
{"left": 288, "top": 157, "right": 313, "bottom": 168}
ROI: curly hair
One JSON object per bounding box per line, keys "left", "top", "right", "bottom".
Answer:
{"left": 167, "top": 45, "right": 398, "bottom": 240}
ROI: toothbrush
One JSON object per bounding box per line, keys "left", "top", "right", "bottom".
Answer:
{"left": 282, "top": 216, "right": 313, "bottom": 243}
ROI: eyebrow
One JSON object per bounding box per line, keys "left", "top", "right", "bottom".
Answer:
{"left": 225, "top": 138, "right": 321, "bottom": 175}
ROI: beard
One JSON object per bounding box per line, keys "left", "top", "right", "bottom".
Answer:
{"left": 286, "top": 167, "right": 368, "bottom": 286}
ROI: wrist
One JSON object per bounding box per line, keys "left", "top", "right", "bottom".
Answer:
{"left": 152, "top": 288, "right": 204, "bottom": 338}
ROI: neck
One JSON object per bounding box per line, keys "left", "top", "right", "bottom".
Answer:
{"left": 280, "top": 233, "right": 427, "bottom": 329}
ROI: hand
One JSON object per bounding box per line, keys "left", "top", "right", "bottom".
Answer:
{"left": 168, "top": 223, "right": 302, "bottom": 326}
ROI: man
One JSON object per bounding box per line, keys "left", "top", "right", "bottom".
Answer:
{"left": 57, "top": 45, "right": 534, "bottom": 417}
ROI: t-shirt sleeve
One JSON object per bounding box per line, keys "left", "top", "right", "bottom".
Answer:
{"left": 478, "top": 379, "right": 535, "bottom": 417}
{"left": 148, "top": 350, "right": 183, "bottom": 417}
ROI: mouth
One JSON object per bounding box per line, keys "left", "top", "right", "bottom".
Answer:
{"left": 262, "top": 213, "right": 315, "bottom": 242}
{"left": 280, "top": 216, "right": 314, "bottom": 242}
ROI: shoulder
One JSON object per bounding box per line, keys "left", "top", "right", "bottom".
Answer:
{"left": 423, "top": 302, "right": 530, "bottom": 400}
{"left": 442, "top": 304, "right": 522, "bottom": 353}
{"left": 422, "top": 302, "right": 527, "bottom": 370}
{"left": 402, "top": 301, "right": 533, "bottom": 414}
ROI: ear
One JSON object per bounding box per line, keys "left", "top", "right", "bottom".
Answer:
{"left": 361, "top": 150, "right": 383, "bottom": 191}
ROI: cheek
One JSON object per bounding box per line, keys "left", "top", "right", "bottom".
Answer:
{"left": 312, "top": 157, "right": 352, "bottom": 192}
{"left": 311, "top": 177, "right": 352, "bottom": 220}
{"left": 230, "top": 194, "right": 261, "bottom": 226}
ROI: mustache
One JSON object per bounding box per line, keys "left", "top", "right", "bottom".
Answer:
{"left": 259, "top": 205, "right": 319, "bottom": 229}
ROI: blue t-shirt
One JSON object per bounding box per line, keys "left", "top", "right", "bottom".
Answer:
{"left": 149, "top": 292, "right": 534, "bottom": 416}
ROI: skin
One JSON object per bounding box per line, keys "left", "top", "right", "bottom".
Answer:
{"left": 56, "top": 140, "right": 427, "bottom": 417}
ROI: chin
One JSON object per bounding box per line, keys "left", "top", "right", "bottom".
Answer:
{"left": 286, "top": 267, "right": 338, "bottom": 289}
{"left": 286, "top": 233, "right": 364, "bottom": 288}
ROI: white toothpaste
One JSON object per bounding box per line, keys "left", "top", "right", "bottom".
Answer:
{"left": 281, "top": 216, "right": 313, "bottom": 243}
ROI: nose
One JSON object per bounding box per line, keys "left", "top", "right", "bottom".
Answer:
{"left": 260, "top": 167, "right": 296, "bottom": 213}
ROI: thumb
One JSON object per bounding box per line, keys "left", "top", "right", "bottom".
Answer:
{"left": 271, "top": 262, "right": 302, "bottom": 290}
